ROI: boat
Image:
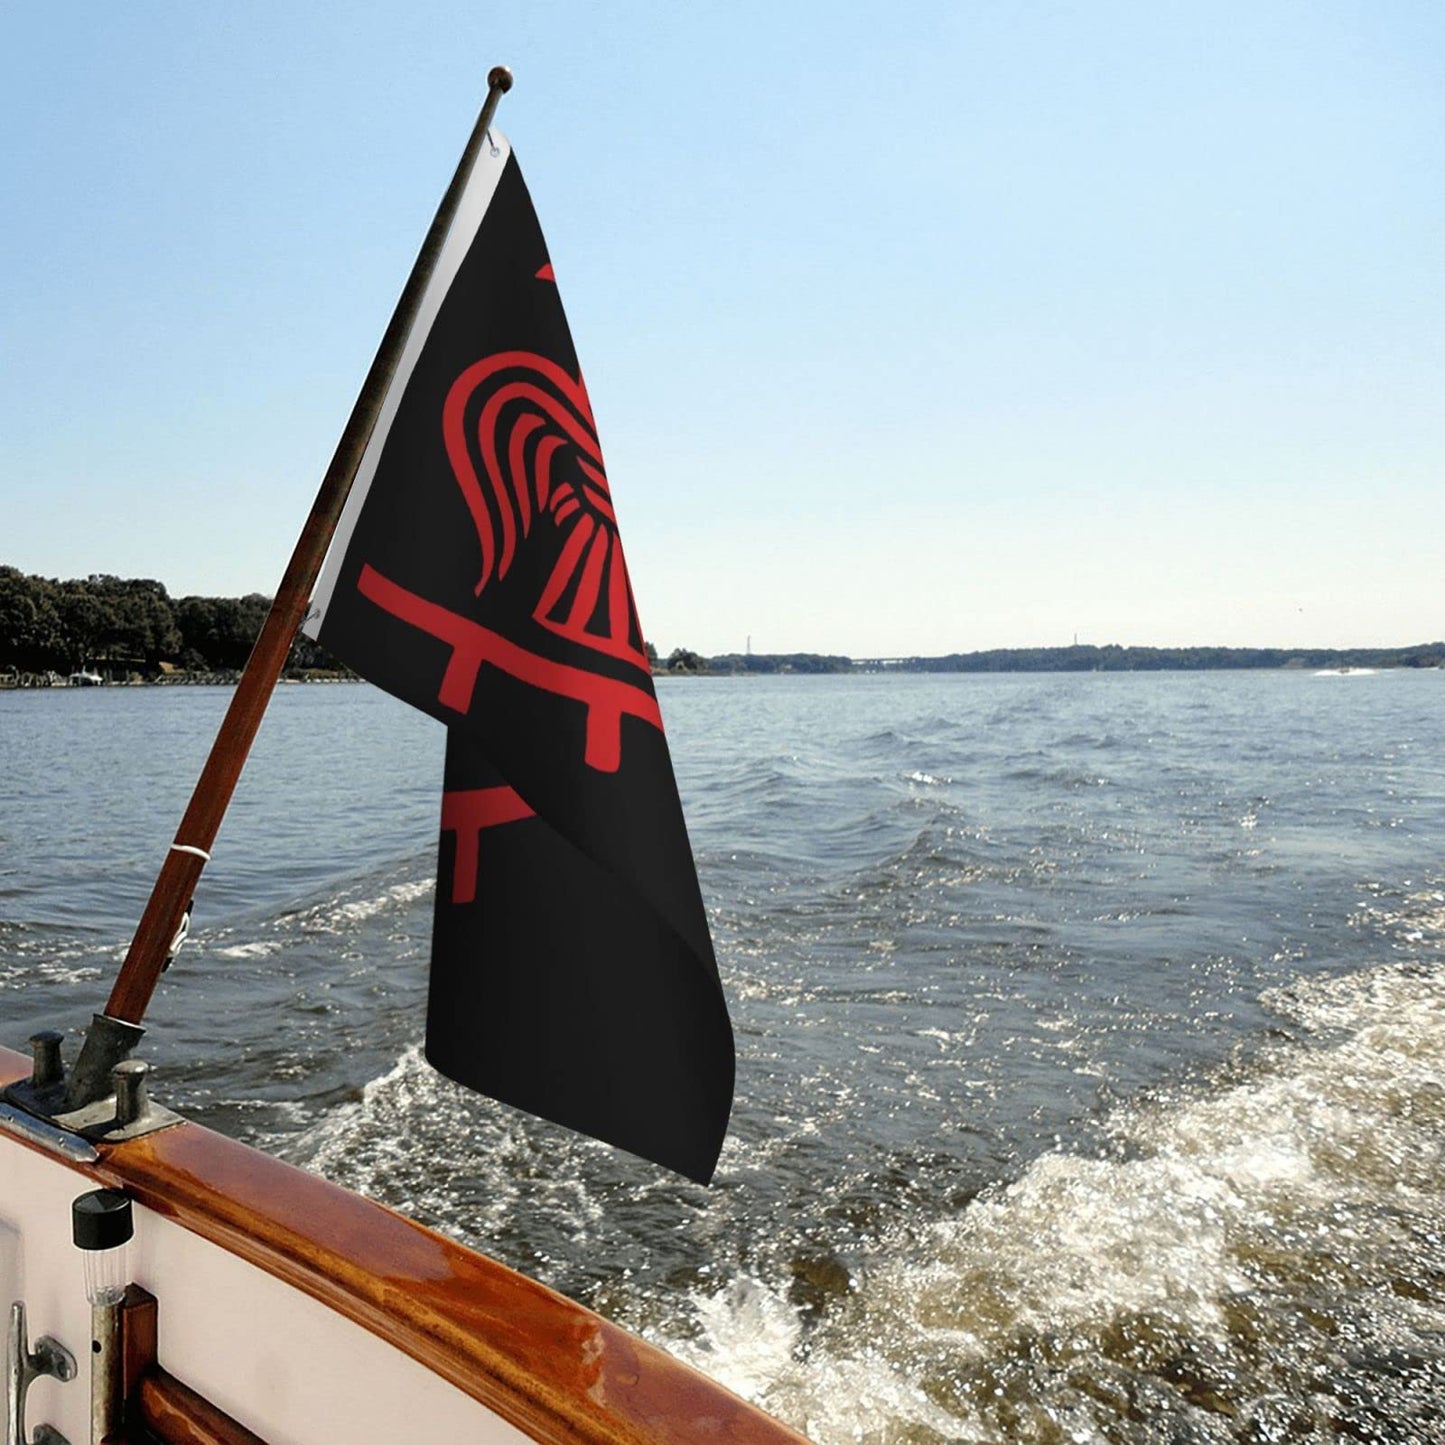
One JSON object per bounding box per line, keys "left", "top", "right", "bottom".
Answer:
{"left": 3, "top": 69, "right": 804, "bottom": 1445}
{"left": 64, "top": 672, "right": 103, "bottom": 688}
{"left": 1, "top": 1045, "right": 801, "bottom": 1445}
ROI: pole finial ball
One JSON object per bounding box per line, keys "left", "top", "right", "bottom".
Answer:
{"left": 488, "top": 66, "right": 514, "bottom": 93}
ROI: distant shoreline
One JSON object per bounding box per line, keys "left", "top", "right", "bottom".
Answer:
{"left": 5, "top": 569, "right": 1440, "bottom": 684}
{"left": 5, "top": 643, "right": 1442, "bottom": 691}
{"left": 663, "top": 641, "right": 1444, "bottom": 677}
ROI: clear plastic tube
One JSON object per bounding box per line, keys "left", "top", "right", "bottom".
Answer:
{"left": 81, "top": 1243, "right": 128, "bottom": 1306}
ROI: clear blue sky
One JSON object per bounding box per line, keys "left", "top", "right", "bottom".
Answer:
{"left": 3, "top": 2, "right": 1441, "bottom": 656}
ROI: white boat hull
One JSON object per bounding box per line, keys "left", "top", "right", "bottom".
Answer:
{"left": 1, "top": 1046, "right": 805, "bottom": 1444}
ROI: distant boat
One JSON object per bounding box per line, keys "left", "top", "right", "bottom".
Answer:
{"left": 1313, "top": 666, "right": 1377, "bottom": 677}
{"left": 66, "top": 669, "right": 103, "bottom": 686}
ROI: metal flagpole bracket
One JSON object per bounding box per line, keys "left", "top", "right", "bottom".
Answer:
{"left": 1, "top": 1023, "right": 129, "bottom": 1118}
{"left": 64, "top": 1014, "right": 145, "bottom": 1111}
{"left": 4, "top": 1024, "right": 181, "bottom": 1143}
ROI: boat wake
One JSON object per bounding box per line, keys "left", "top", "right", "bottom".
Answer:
{"left": 651, "top": 955, "right": 1445, "bottom": 1443}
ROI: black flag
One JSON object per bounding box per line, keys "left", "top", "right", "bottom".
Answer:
{"left": 304, "top": 134, "right": 733, "bottom": 1182}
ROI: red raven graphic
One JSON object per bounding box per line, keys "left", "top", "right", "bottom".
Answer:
{"left": 442, "top": 348, "right": 650, "bottom": 676}
{"left": 353, "top": 338, "right": 661, "bottom": 773}
{"left": 310, "top": 147, "right": 732, "bottom": 1182}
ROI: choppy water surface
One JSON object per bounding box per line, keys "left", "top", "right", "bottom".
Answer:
{"left": 3, "top": 671, "right": 1443, "bottom": 1442}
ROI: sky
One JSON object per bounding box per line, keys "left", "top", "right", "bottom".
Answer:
{"left": 2, "top": 2, "right": 1441, "bottom": 657}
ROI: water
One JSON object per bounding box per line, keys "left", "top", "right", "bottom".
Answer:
{"left": 2, "top": 671, "right": 1443, "bottom": 1442}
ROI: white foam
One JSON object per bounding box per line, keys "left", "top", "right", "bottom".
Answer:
{"left": 303, "top": 878, "right": 435, "bottom": 932}
{"left": 663, "top": 1278, "right": 801, "bottom": 1400}
{"left": 654, "top": 959, "right": 1445, "bottom": 1441}
{"left": 0, "top": 948, "right": 105, "bottom": 986}
{"left": 288, "top": 1044, "right": 605, "bottom": 1252}
{"left": 210, "top": 940, "right": 283, "bottom": 960}
{"left": 652, "top": 1277, "right": 970, "bottom": 1444}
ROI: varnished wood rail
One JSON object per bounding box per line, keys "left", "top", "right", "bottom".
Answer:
{"left": 137, "top": 1371, "right": 269, "bottom": 1445}
{"left": 0, "top": 1046, "right": 809, "bottom": 1445}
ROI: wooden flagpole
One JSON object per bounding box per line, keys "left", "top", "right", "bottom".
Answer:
{"left": 68, "top": 68, "right": 515, "bottom": 1106}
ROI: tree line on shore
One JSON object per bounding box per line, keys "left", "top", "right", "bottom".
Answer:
{"left": 3, "top": 566, "right": 1440, "bottom": 679}
{"left": 0, "top": 566, "right": 855, "bottom": 680}
{"left": 0, "top": 567, "right": 335, "bottom": 677}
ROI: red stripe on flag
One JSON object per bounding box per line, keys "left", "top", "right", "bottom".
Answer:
{"left": 440, "top": 785, "right": 536, "bottom": 904}
{"left": 356, "top": 564, "right": 662, "bottom": 771}
{"left": 536, "top": 514, "right": 595, "bottom": 620}
{"left": 534, "top": 434, "right": 565, "bottom": 509}
{"left": 567, "top": 526, "right": 611, "bottom": 632}
{"left": 506, "top": 412, "right": 546, "bottom": 536}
